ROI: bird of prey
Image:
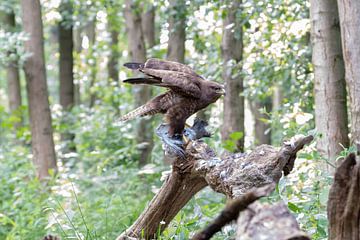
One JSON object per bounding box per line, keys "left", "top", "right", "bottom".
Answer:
{"left": 120, "top": 58, "right": 225, "bottom": 156}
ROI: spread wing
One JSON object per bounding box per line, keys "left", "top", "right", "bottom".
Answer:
{"left": 123, "top": 58, "right": 203, "bottom": 98}
{"left": 144, "top": 58, "right": 201, "bottom": 77}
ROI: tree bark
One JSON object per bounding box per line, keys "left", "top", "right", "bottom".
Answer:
{"left": 250, "top": 98, "right": 272, "bottom": 145}
{"left": 310, "top": 0, "right": 349, "bottom": 168}
{"left": 21, "top": 0, "right": 57, "bottom": 179}
{"left": 328, "top": 149, "right": 360, "bottom": 240}
{"left": 142, "top": 5, "right": 156, "bottom": 49}
{"left": 221, "top": 0, "right": 245, "bottom": 152}
{"left": 2, "top": 10, "right": 22, "bottom": 128}
{"left": 124, "top": 0, "right": 153, "bottom": 167}
{"left": 337, "top": 0, "right": 360, "bottom": 144}
{"left": 59, "top": 0, "right": 74, "bottom": 109}
{"left": 117, "top": 130, "right": 313, "bottom": 239}
{"left": 167, "top": 0, "right": 186, "bottom": 63}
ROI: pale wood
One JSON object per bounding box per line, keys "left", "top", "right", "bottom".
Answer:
{"left": 337, "top": 0, "right": 360, "bottom": 143}
{"left": 310, "top": 0, "right": 349, "bottom": 167}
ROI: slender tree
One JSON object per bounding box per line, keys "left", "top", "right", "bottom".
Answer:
{"left": 250, "top": 98, "right": 272, "bottom": 145}
{"left": 107, "top": 2, "right": 120, "bottom": 83}
{"left": 142, "top": 4, "right": 156, "bottom": 49}
{"left": 1, "top": 9, "right": 22, "bottom": 128}
{"left": 124, "top": 0, "right": 153, "bottom": 166}
{"left": 86, "top": 19, "right": 97, "bottom": 107}
{"left": 59, "top": 0, "right": 74, "bottom": 109}
{"left": 21, "top": 0, "right": 57, "bottom": 179}
{"left": 337, "top": 0, "right": 360, "bottom": 144}
{"left": 221, "top": 0, "right": 245, "bottom": 152}
{"left": 73, "top": 26, "right": 82, "bottom": 105}
{"left": 167, "top": 0, "right": 186, "bottom": 63}
{"left": 310, "top": 0, "right": 349, "bottom": 166}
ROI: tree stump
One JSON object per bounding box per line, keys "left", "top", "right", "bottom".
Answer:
{"left": 328, "top": 145, "right": 360, "bottom": 240}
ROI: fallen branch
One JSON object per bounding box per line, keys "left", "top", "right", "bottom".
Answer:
{"left": 117, "top": 131, "right": 313, "bottom": 239}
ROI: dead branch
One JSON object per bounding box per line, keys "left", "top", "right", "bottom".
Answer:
{"left": 117, "top": 132, "right": 313, "bottom": 239}
{"left": 192, "top": 183, "right": 275, "bottom": 240}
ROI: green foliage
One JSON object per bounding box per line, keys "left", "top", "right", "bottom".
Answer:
{"left": 222, "top": 131, "right": 244, "bottom": 152}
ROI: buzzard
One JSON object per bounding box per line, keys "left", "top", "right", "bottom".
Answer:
{"left": 120, "top": 58, "right": 225, "bottom": 156}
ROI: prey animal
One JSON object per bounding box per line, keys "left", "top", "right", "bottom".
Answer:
{"left": 120, "top": 58, "right": 225, "bottom": 156}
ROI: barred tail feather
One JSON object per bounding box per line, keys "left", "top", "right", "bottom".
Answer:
{"left": 119, "top": 104, "right": 158, "bottom": 122}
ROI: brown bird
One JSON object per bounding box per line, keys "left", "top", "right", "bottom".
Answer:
{"left": 120, "top": 58, "right": 225, "bottom": 156}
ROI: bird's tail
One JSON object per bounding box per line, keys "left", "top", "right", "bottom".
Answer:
{"left": 119, "top": 103, "right": 159, "bottom": 122}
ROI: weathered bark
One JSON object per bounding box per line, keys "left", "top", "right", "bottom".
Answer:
{"left": 328, "top": 148, "right": 360, "bottom": 240}
{"left": 250, "top": 98, "right": 272, "bottom": 145}
{"left": 167, "top": 0, "right": 186, "bottom": 63}
{"left": 221, "top": 0, "right": 245, "bottom": 152}
{"left": 310, "top": 0, "right": 349, "bottom": 167}
{"left": 117, "top": 130, "right": 313, "bottom": 239}
{"left": 236, "top": 202, "right": 310, "bottom": 240}
{"left": 141, "top": 5, "right": 156, "bottom": 49}
{"left": 2, "top": 10, "right": 22, "bottom": 128}
{"left": 124, "top": 0, "right": 153, "bottom": 166}
{"left": 21, "top": 0, "right": 57, "bottom": 179}
{"left": 337, "top": 0, "right": 360, "bottom": 144}
{"left": 59, "top": 0, "right": 74, "bottom": 109}
{"left": 192, "top": 184, "right": 275, "bottom": 240}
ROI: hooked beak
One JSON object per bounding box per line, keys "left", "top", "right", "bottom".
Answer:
{"left": 217, "top": 85, "right": 226, "bottom": 96}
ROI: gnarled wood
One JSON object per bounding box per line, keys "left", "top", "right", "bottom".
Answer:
{"left": 117, "top": 133, "right": 313, "bottom": 239}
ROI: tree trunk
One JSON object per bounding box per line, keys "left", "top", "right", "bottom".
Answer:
{"left": 73, "top": 27, "right": 82, "bottom": 105}
{"left": 107, "top": 28, "right": 119, "bottom": 83}
{"left": 85, "top": 19, "right": 97, "bottom": 107}
{"left": 167, "top": 0, "right": 186, "bottom": 63}
{"left": 250, "top": 98, "right": 272, "bottom": 145}
{"left": 337, "top": 0, "right": 360, "bottom": 144}
{"left": 2, "top": 10, "right": 22, "bottom": 128}
{"left": 328, "top": 149, "right": 360, "bottom": 240}
{"left": 221, "top": 0, "right": 245, "bottom": 152}
{"left": 21, "top": 0, "right": 57, "bottom": 179}
{"left": 59, "top": 0, "right": 74, "bottom": 109}
{"left": 142, "top": 5, "right": 156, "bottom": 49}
{"left": 124, "top": 0, "right": 153, "bottom": 167}
{"left": 310, "top": 0, "right": 349, "bottom": 167}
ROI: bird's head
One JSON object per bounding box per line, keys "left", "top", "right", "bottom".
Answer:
{"left": 207, "top": 82, "right": 226, "bottom": 101}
